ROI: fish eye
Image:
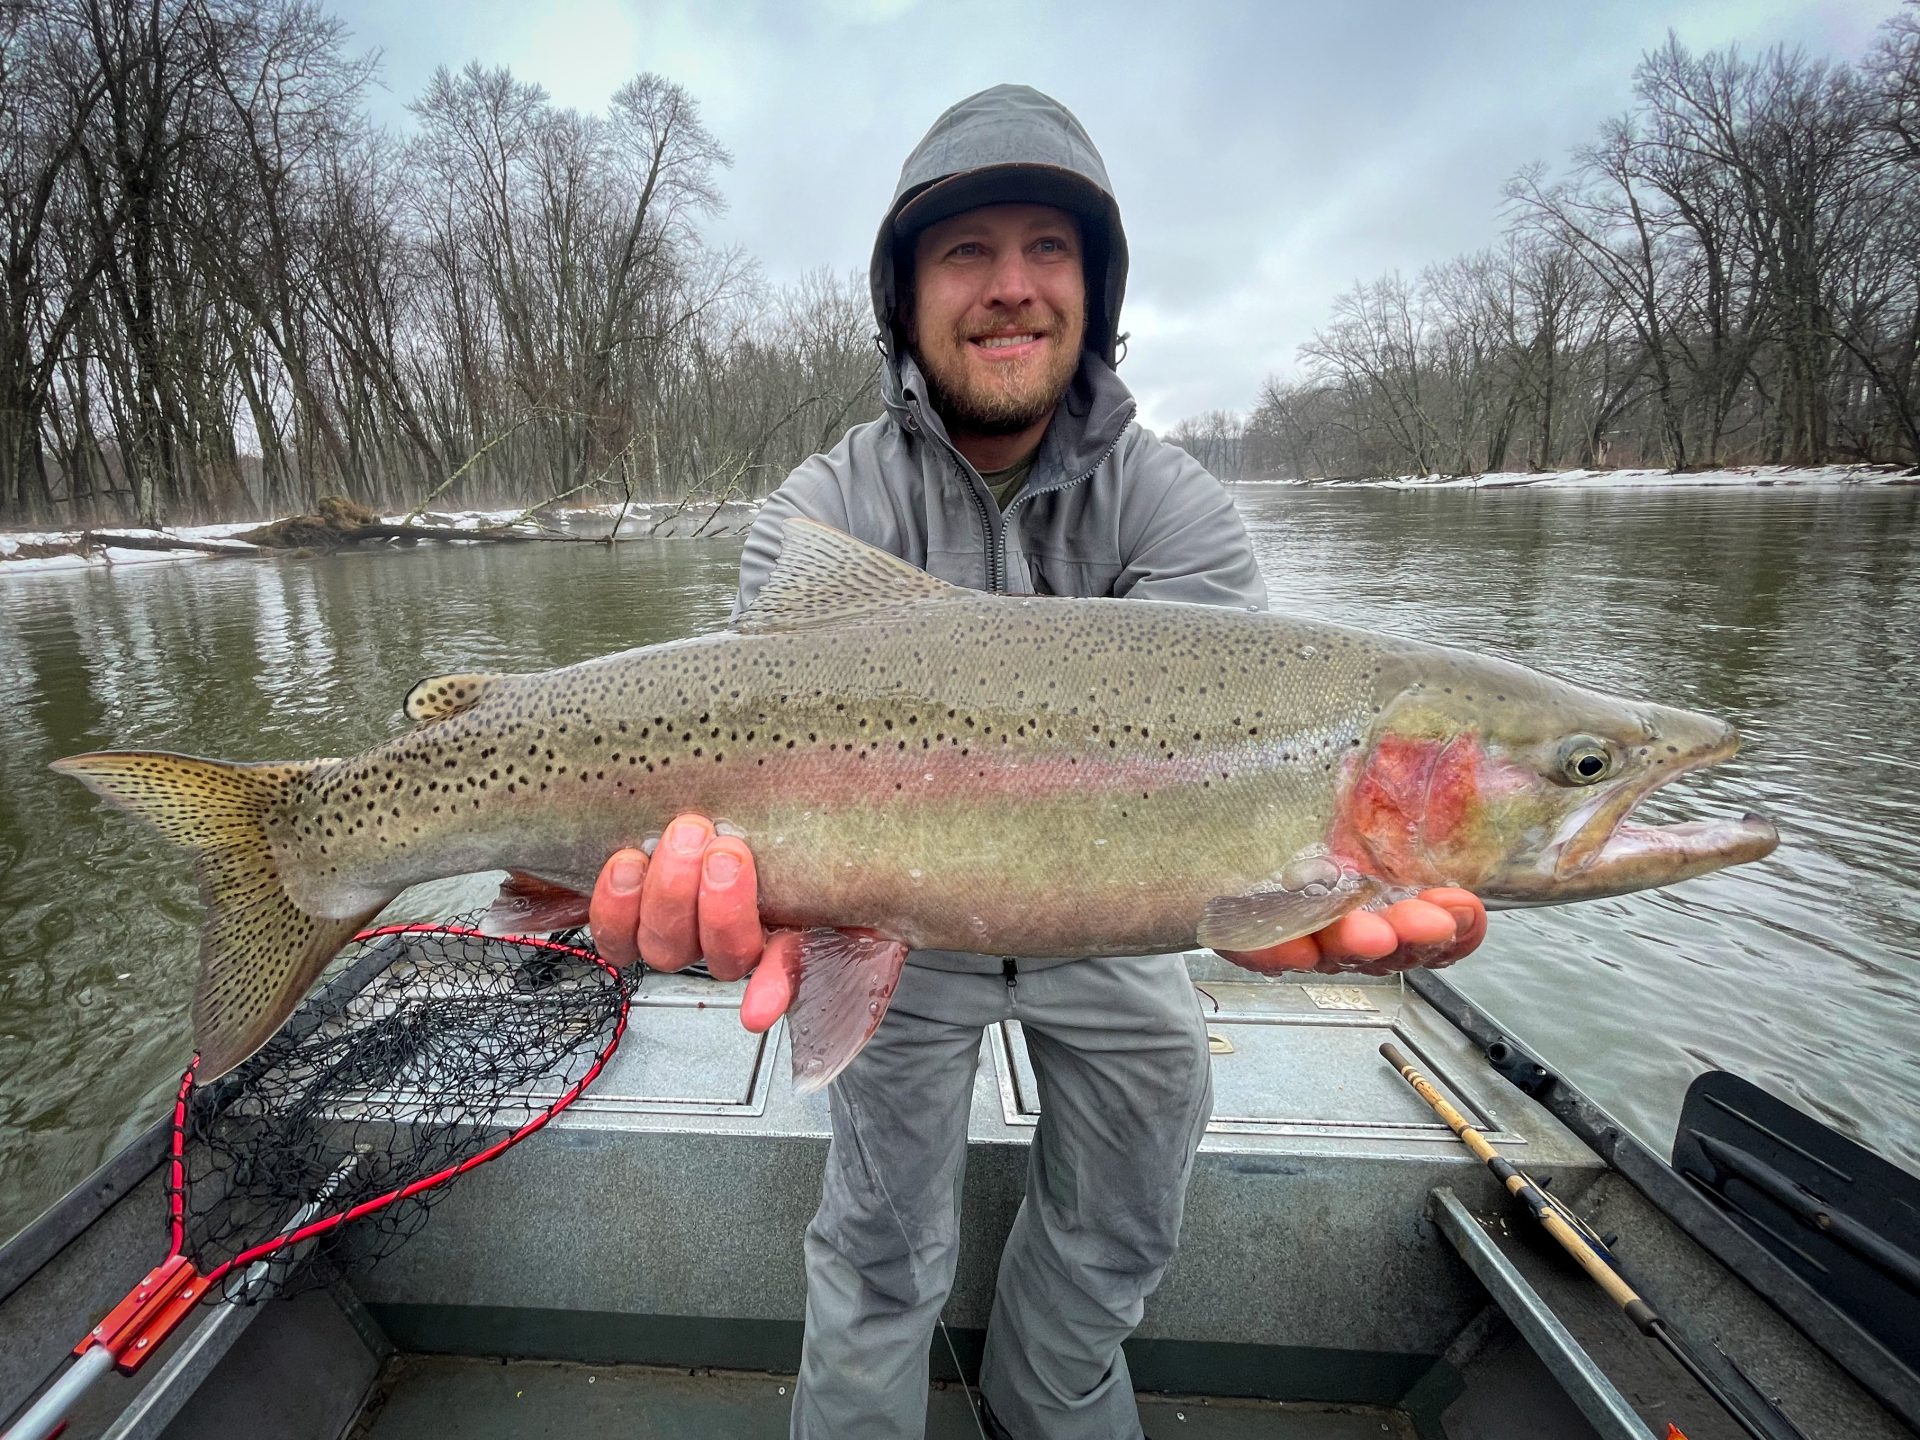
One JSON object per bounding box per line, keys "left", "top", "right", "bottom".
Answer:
{"left": 1558, "top": 738, "right": 1614, "bottom": 785}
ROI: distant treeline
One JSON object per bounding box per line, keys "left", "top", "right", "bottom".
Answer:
{"left": 1212, "top": 8, "right": 1920, "bottom": 481}
{"left": 1, "top": 1, "right": 879, "bottom": 527}
{"left": 8, "top": 7, "right": 1918, "bottom": 530}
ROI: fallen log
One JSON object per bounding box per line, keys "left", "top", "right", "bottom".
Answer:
{"left": 239, "top": 520, "right": 570, "bottom": 548}
{"left": 76, "top": 531, "right": 260, "bottom": 557}
{"left": 235, "top": 495, "right": 597, "bottom": 549}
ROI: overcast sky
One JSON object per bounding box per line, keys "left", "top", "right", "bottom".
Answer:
{"left": 330, "top": 0, "right": 1898, "bottom": 433}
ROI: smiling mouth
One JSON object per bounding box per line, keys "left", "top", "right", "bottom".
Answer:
{"left": 971, "top": 332, "right": 1046, "bottom": 353}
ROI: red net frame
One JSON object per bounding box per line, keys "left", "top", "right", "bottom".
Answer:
{"left": 76, "top": 922, "right": 629, "bottom": 1376}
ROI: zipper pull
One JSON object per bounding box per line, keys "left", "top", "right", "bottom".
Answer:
{"left": 1002, "top": 956, "right": 1018, "bottom": 990}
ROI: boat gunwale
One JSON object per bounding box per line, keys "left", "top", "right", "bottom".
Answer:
{"left": 1409, "top": 968, "right": 1920, "bottom": 1431}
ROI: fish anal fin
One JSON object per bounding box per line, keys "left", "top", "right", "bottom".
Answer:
{"left": 736, "top": 519, "right": 961, "bottom": 635}
{"left": 1195, "top": 873, "right": 1383, "bottom": 954}
{"left": 482, "top": 871, "right": 592, "bottom": 936}
{"left": 404, "top": 671, "right": 513, "bottom": 723}
{"left": 786, "top": 928, "right": 909, "bottom": 1095}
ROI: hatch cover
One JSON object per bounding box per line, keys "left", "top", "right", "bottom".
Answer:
{"left": 992, "top": 978, "right": 1514, "bottom": 1144}
{"left": 567, "top": 975, "right": 773, "bottom": 1116}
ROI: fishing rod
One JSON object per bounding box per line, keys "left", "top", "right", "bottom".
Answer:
{"left": 1378, "top": 1042, "right": 1803, "bottom": 1440}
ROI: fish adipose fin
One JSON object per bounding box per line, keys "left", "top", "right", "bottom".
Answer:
{"left": 404, "top": 671, "right": 514, "bottom": 723}
{"left": 785, "top": 928, "right": 909, "bottom": 1095}
{"left": 1195, "top": 881, "right": 1382, "bottom": 953}
{"left": 50, "top": 751, "right": 389, "bottom": 1079}
{"left": 736, "top": 518, "right": 962, "bottom": 635}
{"left": 481, "top": 871, "right": 592, "bottom": 935}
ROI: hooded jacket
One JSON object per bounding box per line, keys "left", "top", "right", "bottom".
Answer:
{"left": 735, "top": 84, "right": 1266, "bottom": 615}
{"left": 733, "top": 87, "right": 1266, "bottom": 972}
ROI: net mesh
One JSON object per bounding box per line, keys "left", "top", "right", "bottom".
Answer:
{"left": 173, "top": 920, "right": 626, "bottom": 1303}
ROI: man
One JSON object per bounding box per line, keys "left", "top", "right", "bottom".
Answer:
{"left": 589, "top": 86, "right": 1486, "bottom": 1439}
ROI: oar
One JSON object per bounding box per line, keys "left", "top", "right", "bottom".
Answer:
{"left": 1379, "top": 1041, "right": 1802, "bottom": 1440}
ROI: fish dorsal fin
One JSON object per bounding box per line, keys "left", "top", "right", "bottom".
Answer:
{"left": 404, "top": 671, "right": 513, "bottom": 723}
{"left": 736, "top": 518, "right": 961, "bottom": 634}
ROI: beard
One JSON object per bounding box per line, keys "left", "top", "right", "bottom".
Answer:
{"left": 911, "top": 307, "right": 1085, "bottom": 438}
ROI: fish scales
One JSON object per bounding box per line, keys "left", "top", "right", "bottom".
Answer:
{"left": 296, "top": 597, "right": 1387, "bottom": 958}
{"left": 52, "top": 519, "right": 1778, "bottom": 1084}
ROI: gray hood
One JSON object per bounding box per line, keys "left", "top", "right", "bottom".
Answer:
{"left": 869, "top": 85, "right": 1130, "bottom": 372}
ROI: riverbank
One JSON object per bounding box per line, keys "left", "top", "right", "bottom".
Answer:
{"left": 0, "top": 499, "right": 763, "bottom": 574}
{"left": 1246, "top": 463, "right": 1914, "bottom": 489}
{"left": 7, "top": 466, "right": 1914, "bottom": 572}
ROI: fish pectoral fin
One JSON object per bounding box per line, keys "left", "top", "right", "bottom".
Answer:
{"left": 735, "top": 518, "right": 962, "bottom": 634}
{"left": 1195, "top": 881, "right": 1382, "bottom": 954}
{"left": 481, "top": 871, "right": 593, "bottom": 936}
{"left": 785, "top": 928, "right": 909, "bottom": 1095}
{"left": 404, "top": 671, "right": 516, "bottom": 723}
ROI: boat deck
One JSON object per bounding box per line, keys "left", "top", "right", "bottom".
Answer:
{"left": 10, "top": 948, "right": 1909, "bottom": 1439}
{"left": 349, "top": 1355, "right": 1412, "bottom": 1439}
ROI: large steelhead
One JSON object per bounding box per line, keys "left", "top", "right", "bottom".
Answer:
{"left": 55, "top": 520, "right": 1777, "bottom": 1089}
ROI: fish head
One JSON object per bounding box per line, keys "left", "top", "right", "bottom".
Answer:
{"left": 1332, "top": 652, "right": 1778, "bottom": 905}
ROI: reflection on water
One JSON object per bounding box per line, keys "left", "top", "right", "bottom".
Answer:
{"left": 0, "top": 488, "right": 1915, "bottom": 1239}
{"left": 0, "top": 541, "right": 737, "bottom": 1237}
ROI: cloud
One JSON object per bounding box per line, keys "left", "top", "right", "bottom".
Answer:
{"left": 332, "top": 0, "right": 1899, "bottom": 431}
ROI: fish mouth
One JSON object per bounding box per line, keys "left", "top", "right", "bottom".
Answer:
{"left": 1548, "top": 722, "right": 1779, "bottom": 897}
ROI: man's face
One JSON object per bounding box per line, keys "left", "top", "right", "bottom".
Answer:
{"left": 907, "top": 202, "right": 1087, "bottom": 438}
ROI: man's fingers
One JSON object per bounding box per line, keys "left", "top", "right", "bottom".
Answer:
{"left": 1380, "top": 897, "right": 1457, "bottom": 948}
{"left": 638, "top": 814, "right": 712, "bottom": 970}
{"left": 698, "top": 837, "right": 765, "bottom": 981}
{"left": 1333, "top": 891, "right": 1490, "bottom": 974}
{"left": 1420, "top": 887, "right": 1488, "bottom": 960}
{"left": 588, "top": 848, "right": 648, "bottom": 968}
{"left": 1223, "top": 893, "right": 1491, "bottom": 978}
{"left": 1315, "top": 909, "right": 1399, "bottom": 962}
{"left": 740, "top": 930, "right": 805, "bottom": 1032}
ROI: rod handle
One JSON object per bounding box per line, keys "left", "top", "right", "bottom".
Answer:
{"left": 1379, "top": 1041, "right": 1645, "bottom": 1313}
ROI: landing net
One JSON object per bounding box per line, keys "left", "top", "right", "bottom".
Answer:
{"left": 170, "top": 921, "right": 627, "bottom": 1303}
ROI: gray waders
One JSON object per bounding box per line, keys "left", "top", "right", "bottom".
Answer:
{"left": 789, "top": 950, "right": 1213, "bottom": 1440}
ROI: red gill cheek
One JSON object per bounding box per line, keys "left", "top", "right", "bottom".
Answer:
{"left": 1329, "top": 732, "right": 1487, "bottom": 885}
{"left": 1424, "top": 735, "right": 1483, "bottom": 846}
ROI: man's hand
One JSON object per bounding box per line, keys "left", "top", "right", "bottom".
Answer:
{"left": 588, "top": 814, "right": 801, "bottom": 1033}
{"left": 1215, "top": 887, "right": 1488, "bottom": 977}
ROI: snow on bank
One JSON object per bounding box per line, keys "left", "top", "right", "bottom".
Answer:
{"left": 1241, "top": 464, "right": 1913, "bottom": 490}
{"left": 0, "top": 499, "right": 762, "bottom": 576}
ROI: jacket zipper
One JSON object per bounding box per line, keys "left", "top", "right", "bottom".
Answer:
{"left": 901, "top": 403, "right": 1007, "bottom": 593}
{"left": 908, "top": 394, "right": 1138, "bottom": 595}
{"left": 997, "top": 403, "right": 1136, "bottom": 591}
{"left": 1002, "top": 956, "right": 1018, "bottom": 991}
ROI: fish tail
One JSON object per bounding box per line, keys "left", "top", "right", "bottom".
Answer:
{"left": 51, "top": 750, "right": 387, "bottom": 1079}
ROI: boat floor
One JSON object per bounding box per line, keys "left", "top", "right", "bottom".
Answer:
{"left": 348, "top": 1355, "right": 1414, "bottom": 1438}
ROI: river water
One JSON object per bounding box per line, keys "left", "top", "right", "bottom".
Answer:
{"left": 1, "top": 485, "right": 1915, "bottom": 1240}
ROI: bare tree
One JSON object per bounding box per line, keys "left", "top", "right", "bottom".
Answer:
{"left": 1166, "top": 409, "right": 1244, "bottom": 479}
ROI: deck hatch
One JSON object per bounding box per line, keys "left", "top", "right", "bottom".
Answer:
{"left": 562, "top": 977, "right": 772, "bottom": 1117}
{"left": 993, "top": 977, "right": 1518, "bottom": 1145}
